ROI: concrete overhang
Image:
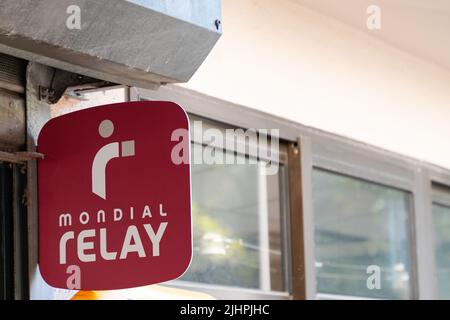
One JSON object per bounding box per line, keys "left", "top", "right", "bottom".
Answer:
{"left": 0, "top": 0, "right": 222, "bottom": 88}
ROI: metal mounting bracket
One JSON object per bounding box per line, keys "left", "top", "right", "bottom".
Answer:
{"left": 38, "top": 68, "right": 115, "bottom": 104}
{"left": 0, "top": 151, "right": 44, "bottom": 164}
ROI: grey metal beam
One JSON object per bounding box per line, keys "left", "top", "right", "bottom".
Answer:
{"left": 0, "top": 0, "right": 221, "bottom": 87}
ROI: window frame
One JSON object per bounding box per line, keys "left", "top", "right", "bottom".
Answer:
{"left": 297, "top": 132, "right": 437, "bottom": 300}
{"left": 131, "top": 85, "right": 448, "bottom": 300}
{"left": 131, "top": 87, "right": 294, "bottom": 300}
{"left": 185, "top": 120, "right": 291, "bottom": 295}
{"left": 431, "top": 172, "right": 450, "bottom": 208}
{"left": 432, "top": 188, "right": 450, "bottom": 208}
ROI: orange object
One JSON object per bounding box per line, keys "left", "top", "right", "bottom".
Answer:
{"left": 71, "top": 285, "right": 215, "bottom": 300}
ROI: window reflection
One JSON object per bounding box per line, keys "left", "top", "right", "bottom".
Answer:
{"left": 179, "top": 144, "right": 286, "bottom": 292}
{"left": 312, "top": 169, "right": 413, "bottom": 299}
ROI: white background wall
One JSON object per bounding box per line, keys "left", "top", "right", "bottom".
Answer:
{"left": 181, "top": 0, "right": 450, "bottom": 170}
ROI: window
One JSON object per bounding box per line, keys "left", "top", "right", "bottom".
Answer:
{"left": 432, "top": 183, "right": 450, "bottom": 299}
{"left": 312, "top": 168, "right": 413, "bottom": 299}
{"left": 134, "top": 85, "right": 450, "bottom": 301}
{"left": 131, "top": 88, "right": 293, "bottom": 299}
{"left": 177, "top": 118, "right": 289, "bottom": 294}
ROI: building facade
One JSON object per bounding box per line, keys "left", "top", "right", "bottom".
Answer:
{"left": 0, "top": 0, "right": 450, "bottom": 300}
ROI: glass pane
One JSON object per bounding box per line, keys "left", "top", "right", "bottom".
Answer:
{"left": 179, "top": 143, "right": 286, "bottom": 292}
{"left": 433, "top": 202, "right": 450, "bottom": 299}
{"left": 312, "top": 169, "right": 413, "bottom": 299}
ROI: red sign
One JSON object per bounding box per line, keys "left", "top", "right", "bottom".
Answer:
{"left": 37, "top": 101, "right": 192, "bottom": 290}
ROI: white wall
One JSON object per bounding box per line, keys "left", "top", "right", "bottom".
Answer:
{"left": 181, "top": 0, "right": 450, "bottom": 170}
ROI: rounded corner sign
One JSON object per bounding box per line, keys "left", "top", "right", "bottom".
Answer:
{"left": 37, "top": 101, "right": 192, "bottom": 290}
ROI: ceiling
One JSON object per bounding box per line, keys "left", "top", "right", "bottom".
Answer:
{"left": 295, "top": 0, "right": 450, "bottom": 71}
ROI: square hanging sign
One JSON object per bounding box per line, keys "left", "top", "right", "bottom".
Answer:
{"left": 37, "top": 101, "right": 192, "bottom": 290}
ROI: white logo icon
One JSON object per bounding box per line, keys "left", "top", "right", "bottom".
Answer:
{"left": 92, "top": 120, "right": 135, "bottom": 199}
